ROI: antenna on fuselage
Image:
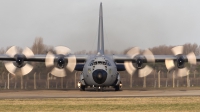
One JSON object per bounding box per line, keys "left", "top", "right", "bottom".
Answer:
{"left": 97, "top": 2, "right": 104, "bottom": 55}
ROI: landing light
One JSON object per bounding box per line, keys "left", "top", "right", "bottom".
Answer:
{"left": 77, "top": 81, "right": 81, "bottom": 88}
{"left": 120, "top": 83, "right": 123, "bottom": 88}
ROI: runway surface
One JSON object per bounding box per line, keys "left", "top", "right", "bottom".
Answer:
{"left": 0, "top": 89, "right": 199, "bottom": 98}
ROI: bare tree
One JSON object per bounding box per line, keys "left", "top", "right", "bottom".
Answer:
{"left": 183, "top": 43, "right": 200, "bottom": 55}
{"left": 31, "top": 37, "right": 45, "bottom": 54}
{"left": 149, "top": 45, "right": 173, "bottom": 55}
{"left": 0, "top": 48, "right": 5, "bottom": 54}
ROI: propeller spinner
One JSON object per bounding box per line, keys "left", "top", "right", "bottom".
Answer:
{"left": 45, "top": 46, "right": 76, "bottom": 77}
{"left": 4, "top": 46, "right": 34, "bottom": 75}
{"left": 124, "top": 47, "right": 155, "bottom": 77}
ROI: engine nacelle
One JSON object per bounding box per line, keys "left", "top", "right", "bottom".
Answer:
{"left": 55, "top": 55, "right": 67, "bottom": 69}
{"left": 132, "top": 55, "right": 147, "bottom": 69}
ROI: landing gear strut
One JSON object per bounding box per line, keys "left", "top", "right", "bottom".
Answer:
{"left": 95, "top": 86, "right": 104, "bottom": 91}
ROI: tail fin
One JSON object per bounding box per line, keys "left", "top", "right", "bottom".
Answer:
{"left": 97, "top": 2, "right": 104, "bottom": 55}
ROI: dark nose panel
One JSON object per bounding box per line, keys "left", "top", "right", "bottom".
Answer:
{"left": 92, "top": 69, "right": 107, "bottom": 84}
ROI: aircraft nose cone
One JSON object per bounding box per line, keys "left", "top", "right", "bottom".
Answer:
{"left": 92, "top": 69, "right": 107, "bottom": 84}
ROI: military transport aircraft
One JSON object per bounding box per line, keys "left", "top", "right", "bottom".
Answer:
{"left": 0, "top": 3, "right": 199, "bottom": 91}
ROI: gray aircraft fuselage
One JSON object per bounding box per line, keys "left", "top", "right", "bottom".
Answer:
{"left": 81, "top": 55, "right": 119, "bottom": 87}
{"left": 78, "top": 3, "right": 121, "bottom": 90}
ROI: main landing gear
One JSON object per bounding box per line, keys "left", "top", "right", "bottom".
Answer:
{"left": 78, "top": 81, "right": 85, "bottom": 91}
{"left": 114, "top": 81, "right": 122, "bottom": 91}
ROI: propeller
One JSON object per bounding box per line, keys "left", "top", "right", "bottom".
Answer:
{"left": 124, "top": 47, "right": 155, "bottom": 77}
{"left": 165, "top": 46, "right": 196, "bottom": 77}
{"left": 4, "top": 46, "right": 34, "bottom": 75}
{"left": 45, "top": 46, "right": 76, "bottom": 77}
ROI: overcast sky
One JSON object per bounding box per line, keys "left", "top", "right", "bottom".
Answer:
{"left": 0, "top": 0, "right": 200, "bottom": 53}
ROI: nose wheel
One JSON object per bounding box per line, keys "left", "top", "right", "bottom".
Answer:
{"left": 95, "top": 86, "right": 104, "bottom": 92}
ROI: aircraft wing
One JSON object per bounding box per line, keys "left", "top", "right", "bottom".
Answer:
{"left": 28, "top": 54, "right": 87, "bottom": 63}
{"left": 0, "top": 53, "right": 87, "bottom": 76}
{"left": 113, "top": 54, "right": 199, "bottom": 77}
{"left": 113, "top": 54, "right": 198, "bottom": 63}
{"left": 0, "top": 54, "right": 87, "bottom": 62}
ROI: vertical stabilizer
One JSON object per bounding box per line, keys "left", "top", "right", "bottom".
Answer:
{"left": 97, "top": 2, "right": 104, "bottom": 55}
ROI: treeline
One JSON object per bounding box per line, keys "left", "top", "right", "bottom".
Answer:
{"left": 1, "top": 37, "right": 200, "bottom": 55}
{"left": 0, "top": 37, "right": 200, "bottom": 89}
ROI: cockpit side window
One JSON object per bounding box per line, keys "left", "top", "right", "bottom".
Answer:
{"left": 89, "top": 60, "right": 94, "bottom": 66}
{"left": 94, "top": 61, "right": 97, "bottom": 65}
{"left": 105, "top": 60, "right": 111, "bottom": 66}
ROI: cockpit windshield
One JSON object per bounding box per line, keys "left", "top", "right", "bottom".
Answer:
{"left": 89, "top": 60, "right": 111, "bottom": 66}
{"left": 97, "top": 61, "right": 103, "bottom": 65}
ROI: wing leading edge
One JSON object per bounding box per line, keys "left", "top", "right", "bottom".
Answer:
{"left": 0, "top": 54, "right": 87, "bottom": 62}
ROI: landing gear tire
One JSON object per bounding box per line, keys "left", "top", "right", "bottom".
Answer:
{"left": 80, "top": 85, "right": 85, "bottom": 91}
{"left": 101, "top": 87, "right": 104, "bottom": 92}
{"left": 115, "top": 85, "right": 120, "bottom": 91}
{"left": 96, "top": 87, "right": 101, "bottom": 91}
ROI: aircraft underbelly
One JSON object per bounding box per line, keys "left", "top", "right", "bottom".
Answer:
{"left": 83, "top": 70, "right": 117, "bottom": 86}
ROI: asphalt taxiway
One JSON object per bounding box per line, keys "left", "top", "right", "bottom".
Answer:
{"left": 0, "top": 89, "right": 199, "bottom": 98}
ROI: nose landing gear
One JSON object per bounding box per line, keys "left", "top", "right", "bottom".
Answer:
{"left": 93, "top": 86, "right": 104, "bottom": 92}
{"left": 95, "top": 86, "right": 104, "bottom": 91}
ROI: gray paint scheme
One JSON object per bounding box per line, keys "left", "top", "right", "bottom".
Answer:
{"left": 97, "top": 3, "right": 104, "bottom": 55}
